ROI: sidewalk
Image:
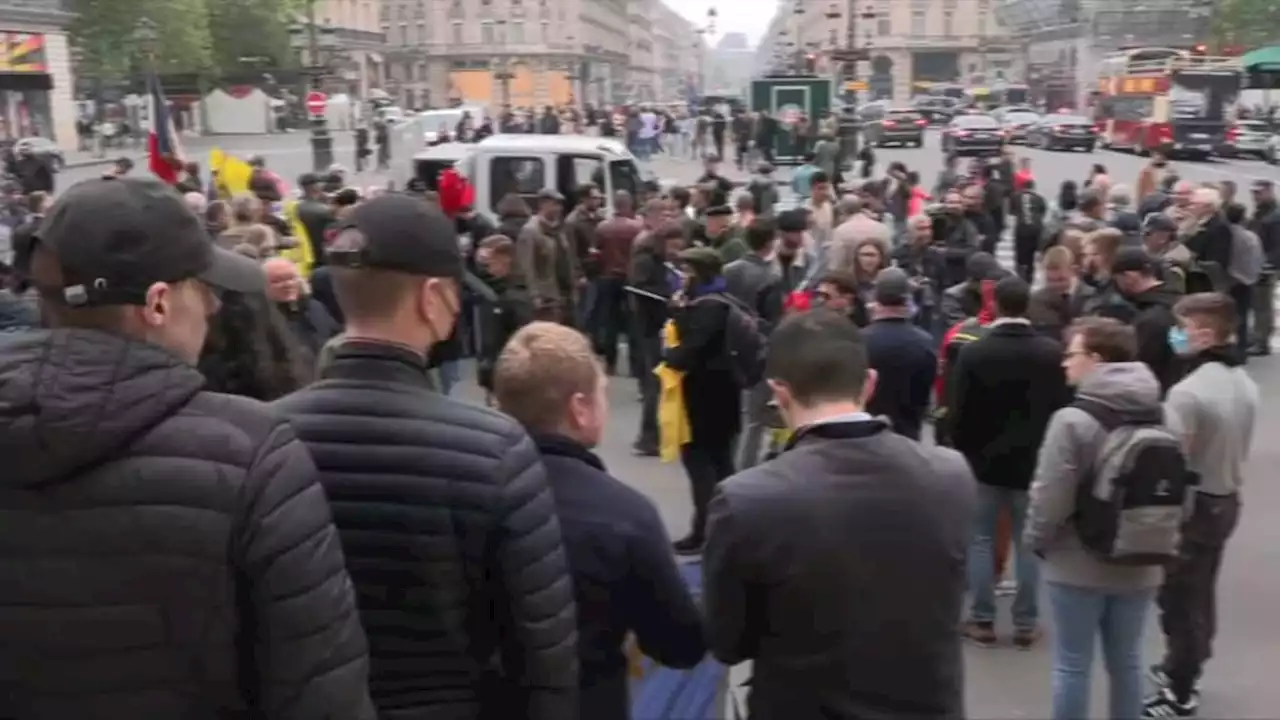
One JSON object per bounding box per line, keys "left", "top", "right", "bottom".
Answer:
{"left": 62, "top": 134, "right": 271, "bottom": 170}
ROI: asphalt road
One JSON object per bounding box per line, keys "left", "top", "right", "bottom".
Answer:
{"left": 62, "top": 131, "right": 1280, "bottom": 717}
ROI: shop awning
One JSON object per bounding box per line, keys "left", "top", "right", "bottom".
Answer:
{"left": 1242, "top": 46, "right": 1280, "bottom": 72}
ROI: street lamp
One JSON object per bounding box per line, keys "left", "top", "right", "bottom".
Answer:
{"left": 692, "top": 6, "right": 715, "bottom": 101}
{"left": 491, "top": 20, "right": 516, "bottom": 107}
{"left": 288, "top": 12, "right": 340, "bottom": 171}
{"left": 133, "top": 16, "right": 158, "bottom": 61}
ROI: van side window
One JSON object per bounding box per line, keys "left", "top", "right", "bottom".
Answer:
{"left": 556, "top": 155, "right": 605, "bottom": 214}
{"left": 489, "top": 156, "right": 545, "bottom": 213}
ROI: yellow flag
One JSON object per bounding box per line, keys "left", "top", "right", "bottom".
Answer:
{"left": 208, "top": 147, "right": 253, "bottom": 198}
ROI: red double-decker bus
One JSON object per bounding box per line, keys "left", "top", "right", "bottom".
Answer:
{"left": 1093, "top": 47, "right": 1243, "bottom": 160}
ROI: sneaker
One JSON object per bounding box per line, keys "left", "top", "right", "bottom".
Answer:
{"left": 962, "top": 620, "right": 997, "bottom": 647}
{"left": 672, "top": 535, "right": 704, "bottom": 556}
{"left": 1148, "top": 664, "right": 1202, "bottom": 693}
{"left": 1012, "top": 627, "right": 1042, "bottom": 650}
{"left": 1143, "top": 687, "right": 1199, "bottom": 718}
{"left": 995, "top": 578, "right": 1017, "bottom": 596}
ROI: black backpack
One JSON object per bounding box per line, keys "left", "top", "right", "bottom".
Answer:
{"left": 696, "top": 293, "right": 767, "bottom": 388}
{"left": 1071, "top": 398, "right": 1192, "bottom": 566}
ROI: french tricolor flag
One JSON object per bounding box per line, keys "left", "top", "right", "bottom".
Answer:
{"left": 146, "top": 70, "right": 183, "bottom": 185}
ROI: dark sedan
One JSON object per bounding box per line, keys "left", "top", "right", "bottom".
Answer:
{"left": 941, "top": 115, "right": 1005, "bottom": 157}
{"left": 997, "top": 109, "right": 1041, "bottom": 144}
{"left": 1026, "top": 114, "right": 1097, "bottom": 152}
{"left": 867, "top": 109, "right": 928, "bottom": 147}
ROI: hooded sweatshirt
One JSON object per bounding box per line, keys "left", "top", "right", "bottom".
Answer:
{"left": 1024, "top": 362, "right": 1165, "bottom": 591}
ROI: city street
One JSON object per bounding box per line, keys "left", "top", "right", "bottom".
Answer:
{"left": 59, "top": 128, "right": 1280, "bottom": 717}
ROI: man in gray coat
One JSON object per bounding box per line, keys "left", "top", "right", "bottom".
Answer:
{"left": 1024, "top": 317, "right": 1165, "bottom": 720}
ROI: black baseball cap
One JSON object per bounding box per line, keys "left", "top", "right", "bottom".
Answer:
{"left": 1111, "top": 247, "right": 1156, "bottom": 276}
{"left": 1142, "top": 212, "right": 1178, "bottom": 234}
{"left": 26, "top": 177, "right": 264, "bottom": 307}
{"left": 327, "top": 194, "right": 463, "bottom": 279}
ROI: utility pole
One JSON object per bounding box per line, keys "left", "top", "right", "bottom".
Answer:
{"left": 301, "top": 0, "right": 333, "bottom": 171}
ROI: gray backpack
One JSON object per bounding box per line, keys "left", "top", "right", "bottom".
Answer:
{"left": 1072, "top": 399, "right": 1191, "bottom": 566}
{"left": 1228, "top": 224, "right": 1265, "bottom": 286}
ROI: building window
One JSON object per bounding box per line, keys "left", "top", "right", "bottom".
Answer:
{"left": 877, "top": 16, "right": 890, "bottom": 35}
{"left": 398, "top": 23, "right": 408, "bottom": 45}
{"left": 452, "top": 21, "right": 463, "bottom": 44}
{"left": 541, "top": 20, "right": 550, "bottom": 43}
{"left": 481, "top": 22, "right": 495, "bottom": 44}
{"left": 511, "top": 21, "right": 524, "bottom": 43}
{"left": 418, "top": 20, "right": 427, "bottom": 42}
{"left": 910, "top": 9, "right": 925, "bottom": 36}
{"left": 942, "top": 11, "right": 953, "bottom": 36}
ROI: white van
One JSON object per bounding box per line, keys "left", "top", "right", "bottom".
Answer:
{"left": 406, "top": 134, "right": 646, "bottom": 220}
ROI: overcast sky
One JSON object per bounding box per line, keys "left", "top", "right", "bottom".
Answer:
{"left": 674, "top": 0, "right": 774, "bottom": 46}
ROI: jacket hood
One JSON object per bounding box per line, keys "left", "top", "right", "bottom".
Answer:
{"left": 0, "top": 328, "right": 205, "bottom": 488}
{"left": 1075, "top": 362, "right": 1161, "bottom": 417}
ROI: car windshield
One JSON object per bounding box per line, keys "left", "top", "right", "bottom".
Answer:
{"left": 420, "top": 111, "right": 464, "bottom": 132}
{"left": 954, "top": 116, "right": 998, "bottom": 128}
{"left": 1005, "top": 112, "right": 1039, "bottom": 124}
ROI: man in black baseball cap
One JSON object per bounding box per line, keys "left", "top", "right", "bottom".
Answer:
{"left": 22, "top": 176, "right": 264, "bottom": 363}
{"left": 0, "top": 178, "right": 375, "bottom": 717}
{"left": 273, "top": 193, "right": 579, "bottom": 719}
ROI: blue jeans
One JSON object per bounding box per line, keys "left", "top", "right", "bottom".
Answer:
{"left": 1047, "top": 582, "right": 1155, "bottom": 720}
{"left": 968, "top": 485, "right": 1038, "bottom": 630}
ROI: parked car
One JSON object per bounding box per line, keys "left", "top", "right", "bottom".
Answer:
{"left": 1222, "top": 119, "right": 1270, "bottom": 159}
{"left": 863, "top": 108, "right": 928, "bottom": 147}
{"left": 940, "top": 114, "right": 1005, "bottom": 157}
{"left": 12, "top": 136, "right": 64, "bottom": 172}
{"left": 995, "top": 109, "right": 1041, "bottom": 144}
{"left": 1266, "top": 133, "right": 1280, "bottom": 164}
{"left": 1025, "top": 114, "right": 1097, "bottom": 152}
{"left": 912, "top": 96, "right": 959, "bottom": 124}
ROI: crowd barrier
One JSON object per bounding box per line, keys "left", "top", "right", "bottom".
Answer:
{"left": 629, "top": 561, "right": 729, "bottom": 719}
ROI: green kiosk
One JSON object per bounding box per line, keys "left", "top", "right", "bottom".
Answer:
{"left": 749, "top": 74, "right": 835, "bottom": 166}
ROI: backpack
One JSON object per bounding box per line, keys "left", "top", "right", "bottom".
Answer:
{"left": 698, "top": 293, "right": 767, "bottom": 388}
{"left": 1228, "top": 224, "right": 1265, "bottom": 286}
{"left": 1071, "top": 398, "right": 1192, "bottom": 566}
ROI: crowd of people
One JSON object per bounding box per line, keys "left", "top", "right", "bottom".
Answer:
{"left": 0, "top": 129, "right": 1265, "bottom": 720}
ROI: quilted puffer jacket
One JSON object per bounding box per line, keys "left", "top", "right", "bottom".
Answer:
{"left": 0, "top": 328, "right": 374, "bottom": 720}
{"left": 272, "top": 340, "right": 579, "bottom": 720}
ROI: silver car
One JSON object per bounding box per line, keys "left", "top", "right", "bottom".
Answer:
{"left": 1227, "top": 120, "right": 1270, "bottom": 159}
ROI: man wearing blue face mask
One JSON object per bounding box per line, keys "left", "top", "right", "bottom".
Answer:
{"left": 1145, "top": 292, "right": 1258, "bottom": 720}
{"left": 1110, "top": 247, "right": 1183, "bottom": 395}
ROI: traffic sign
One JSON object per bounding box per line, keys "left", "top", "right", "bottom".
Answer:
{"left": 306, "top": 90, "right": 328, "bottom": 117}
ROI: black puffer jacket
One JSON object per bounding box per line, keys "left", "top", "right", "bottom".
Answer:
{"left": 0, "top": 328, "right": 374, "bottom": 719}
{"left": 272, "top": 341, "right": 579, "bottom": 720}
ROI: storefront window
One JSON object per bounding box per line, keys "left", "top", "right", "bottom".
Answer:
{"left": 0, "top": 89, "right": 52, "bottom": 140}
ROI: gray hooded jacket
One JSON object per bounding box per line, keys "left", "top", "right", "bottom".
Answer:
{"left": 1024, "top": 362, "right": 1165, "bottom": 591}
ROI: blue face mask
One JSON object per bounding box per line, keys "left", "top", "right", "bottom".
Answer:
{"left": 1168, "top": 327, "right": 1191, "bottom": 355}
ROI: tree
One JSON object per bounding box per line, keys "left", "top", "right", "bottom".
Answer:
{"left": 69, "top": 0, "right": 214, "bottom": 77}
{"left": 1210, "top": 0, "right": 1279, "bottom": 51}
{"left": 208, "top": 0, "right": 304, "bottom": 77}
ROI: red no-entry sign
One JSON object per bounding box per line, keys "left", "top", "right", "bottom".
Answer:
{"left": 306, "top": 90, "right": 328, "bottom": 116}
